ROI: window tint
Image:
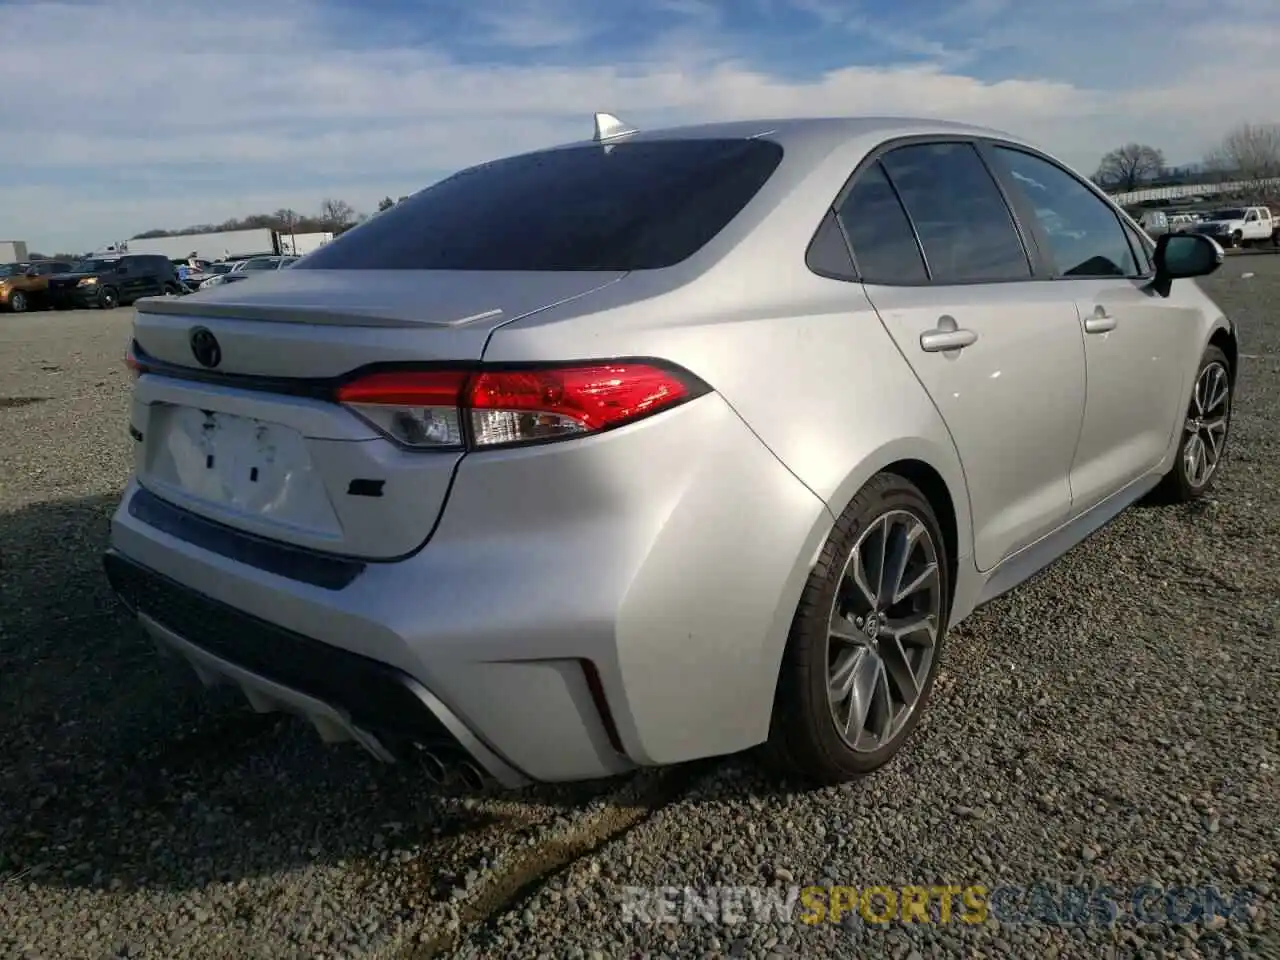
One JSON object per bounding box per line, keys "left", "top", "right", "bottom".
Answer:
{"left": 993, "top": 147, "right": 1138, "bottom": 278}
{"left": 837, "top": 161, "right": 927, "bottom": 283}
{"left": 879, "top": 142, "right": 1031, "bottom": 283}
{"left": 296, "top": 139, "right": 785, "bottom": 272}
{"left": 806, "top": 210, "right": 857, "bottom": 280}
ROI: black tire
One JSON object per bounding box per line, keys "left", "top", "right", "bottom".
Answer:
{"left": 766, "top": 472, "right": 951, "bottom": 784}
{"left": 8, "top": 290, "right": 27, "bottom": 313}
{"left": 1230, "top": 230, "right": 1243, "bottom": 249}
{"left": 1152, "top": 344, "right": 1233, "bottom": 503}
{"left": 163, "top": 282, "right": 181, "bottom": 296}
{"left": 98, "top": 286, "right": 119, "bottom": 310}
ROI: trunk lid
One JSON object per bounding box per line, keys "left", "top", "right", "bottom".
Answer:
{"left": 132, "top": 269, "right": 627, "bottom": 377}
{"left": 128, "top": 269, "right": 626, "bottom": 558}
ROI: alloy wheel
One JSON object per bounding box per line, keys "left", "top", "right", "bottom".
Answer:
{"left": 826, "top": 509, "right": 942, "bottom": 753}
{"left": 10, "top": 291, "right": 26, "bottom": 312}
{"left": 1182, "top": 361, "right": 1230, "bottom": 488}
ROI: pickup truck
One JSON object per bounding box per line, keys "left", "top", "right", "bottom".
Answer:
{"left": 1185, "top": 205, "right": 1275, "bottom": 248}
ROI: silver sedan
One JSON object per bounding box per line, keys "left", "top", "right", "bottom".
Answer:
{"left": 105, "top": 114, "right": 1234, "bottom": 789}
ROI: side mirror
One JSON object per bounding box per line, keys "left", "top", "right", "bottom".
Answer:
{"left": 24, "top": 268, "right": 39, "bottom": 278}
{"left": 1150, "top": 233, "right": 1223, "bottom": 297}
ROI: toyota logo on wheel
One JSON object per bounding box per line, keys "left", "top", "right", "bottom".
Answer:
{"left": 189, "top": 327, "right": 221, "bottom": 368}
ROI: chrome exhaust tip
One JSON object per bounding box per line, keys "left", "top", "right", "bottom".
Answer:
{"left": 417, "top": 750, "right": 447, "bottom": 784}
{"left": 457, "top": 761, "right": 487, "bottom": 791}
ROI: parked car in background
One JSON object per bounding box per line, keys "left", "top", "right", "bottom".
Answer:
{"left": 170, "top": 257, "right": 218, "bottom": 292}
{"left": 1187, "top": 206, "right": 1274, "bottom": 248}
{"left": 48, "top": 254, "right": 183, "bottom": 309}
{"left": 0, "top": 259, "right": 73, "bottom": 312}
{"left": 107, "top": 115, "right": 1235, "bottom": 790}
{"left": 197, "top": 255, "right": 297, "bottom": 289}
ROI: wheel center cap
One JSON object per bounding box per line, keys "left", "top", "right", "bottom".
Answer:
{"left": 864, "top": 614, "right": 882, "bottom": 640}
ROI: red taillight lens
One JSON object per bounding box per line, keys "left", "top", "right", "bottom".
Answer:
{"left": 468, "top": 364, "right": 693, "bottom": 446}
{"left": 335, "top": 362, "right": 704, "bottom": 451}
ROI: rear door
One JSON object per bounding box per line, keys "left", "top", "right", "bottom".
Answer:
{"left": 114, "top": 259, "right": 147, "bottom": 301}
{"left": 842, "top": 140, "right": 1087, "bottom": 571}
{"left": 986, "top": 145, "right": 1198, "bottom": 514}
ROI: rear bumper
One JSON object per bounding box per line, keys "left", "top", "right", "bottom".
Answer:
{"left": 104, "top": 549, "right": 528, "bottom": 786}
{"left": 105, "top": 392, "right": 832, "bottom": 783}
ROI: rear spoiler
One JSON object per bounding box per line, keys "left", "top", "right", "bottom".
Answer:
{"left": 133, "top": 295, "right": 504, "bottom": 330}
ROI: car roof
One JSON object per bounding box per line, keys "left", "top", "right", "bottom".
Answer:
{"left": 550, "top": 115, "right": 1031, "bottom": 154}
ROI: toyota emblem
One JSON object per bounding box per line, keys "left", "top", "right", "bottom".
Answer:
{"left": 189, "top": 327, "right": 221, "bottom": 368}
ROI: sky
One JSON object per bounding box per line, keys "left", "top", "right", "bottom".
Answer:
{"left": 1, "top": 0, "right": 1277, "bottom": 253}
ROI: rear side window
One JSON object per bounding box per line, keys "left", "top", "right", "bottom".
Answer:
{"left": 837, "top": 161, "right": 927, "bottom": 283}
{"left": 879, "top": 142, "right": 1032, "bottom": 283}
{"left": 296, "top": 139, "right": 785, "bottom": 272}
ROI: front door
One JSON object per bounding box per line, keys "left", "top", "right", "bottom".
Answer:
{"left": 838, "top": 141, "right": 1088, "bottom": 571}
{"left": 988, "top": 146, "right": 1199, "bottom": 514}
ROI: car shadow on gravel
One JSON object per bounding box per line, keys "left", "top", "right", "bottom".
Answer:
{"left": 0, "top": 493, "right": 616, "bottom": 895}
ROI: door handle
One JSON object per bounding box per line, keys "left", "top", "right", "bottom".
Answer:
{"left": 1084, "top": 306, "right": 1116, "bottom": 334}
{"left": 920, "top": 316, "right": 978, "bottom": 353}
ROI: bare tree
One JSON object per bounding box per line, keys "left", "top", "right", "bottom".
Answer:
{"left": 319, "top": 198, "right": 357, "bottom": 231}
{"left": 377, "top": 196, "right": 395, "bottom": 212}
{"left": 1204, "top": 122, "right": 1280, "bottom": 181}
{"left": 273, "top": 208, "right": 300, "bottom": 233}
{"left": 1094, "top": 143, "right": 1166, "bottom": 191}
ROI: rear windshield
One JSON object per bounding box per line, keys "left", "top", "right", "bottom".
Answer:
{"left": 295, "top": 138, "right": 785, "bottom": 272}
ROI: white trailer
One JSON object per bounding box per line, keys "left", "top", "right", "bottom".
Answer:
{"left": 116, "top": 229, "right": 281, "bottom": 262}
{"left": 279, "top": 231, "right": 334, "bottom": 256}
{"left": 0, "top": 240, "right": 29, "bottom": 262}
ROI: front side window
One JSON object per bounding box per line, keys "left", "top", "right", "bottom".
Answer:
{"left": 878, "top": 142, "right": 1032, "bottom": 283}
{"left": 295, "top": 138, "right": 785, "bottom": 272}
{"left": 995, "top": 147, "right": 1139, "bottom": 278}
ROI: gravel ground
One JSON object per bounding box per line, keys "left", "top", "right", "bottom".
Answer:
{"left": 2, "top": 254, "right": 1278, "bottom": 960}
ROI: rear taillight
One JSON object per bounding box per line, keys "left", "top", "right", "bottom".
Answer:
{"left": 124, "top": 344, "right": 145, "bottom": 378}
{"left": 334, "top": 361, "right": 708, "bottom": 451}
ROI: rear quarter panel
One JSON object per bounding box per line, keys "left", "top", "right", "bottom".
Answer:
{"left": 484, "top": 268, "right": 974, "bottom": 757}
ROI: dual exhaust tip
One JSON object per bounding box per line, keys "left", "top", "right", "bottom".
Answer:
{"left": 415, "top": 747, "right": 488, "bottom": 791}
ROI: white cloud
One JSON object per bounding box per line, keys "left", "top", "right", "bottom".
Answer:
{"left": 2, "top": 0, "right": 1277, "bottom": 252}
